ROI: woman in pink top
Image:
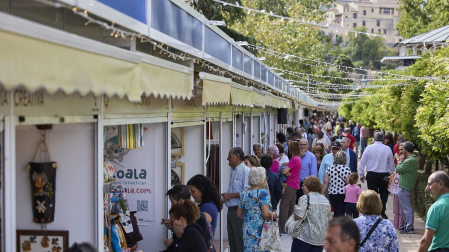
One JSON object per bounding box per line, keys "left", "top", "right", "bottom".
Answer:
{"left": 279, "top": 141, "right": 302, "bottom": 234}
{"left": 266, "top": 145, "right": 280, "bottom": 173}
{"left": 344, "top": 173, "right": 362, "bottom": 218}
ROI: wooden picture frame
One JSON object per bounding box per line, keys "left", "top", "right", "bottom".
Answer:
{"left": 171, "top": 162, "right": 185, "bottom": 186}
{"left": 171, "top": 127, "right": 185, "bottom": 156}
{"left": 17, "top": 230, "right": 69, "bottom": 252}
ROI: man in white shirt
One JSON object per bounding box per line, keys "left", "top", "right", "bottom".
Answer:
{"left": 359, "top": 132, "right": 395, "bottom": 219}
{"left": 300, "top": 127, "right": 307, "bottom": 140}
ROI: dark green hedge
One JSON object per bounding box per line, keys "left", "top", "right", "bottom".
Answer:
{"left": 414, "top": 171, "right": 435, "bottom": 221}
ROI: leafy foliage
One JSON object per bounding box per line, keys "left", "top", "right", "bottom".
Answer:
{"left": 396, "top": 0, "right": 449, "bottom": 38}
{"left": 414, "top": 171, "right": 435, "bottom": 221}
{"left": 339, "top": 46, "right": 449, "bottom": 161}
{"left": 342, "top": 27, "right": 397, "bottom": 70}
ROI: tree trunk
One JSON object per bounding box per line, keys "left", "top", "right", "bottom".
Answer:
{"left": 425, "top": 159, "right": 432, "bottom": 175}
{"left": 439, "top": 156, "right": 449, "bottom": 168}
{"left": 418, "top": 154, "right": 427, "bottom": 170}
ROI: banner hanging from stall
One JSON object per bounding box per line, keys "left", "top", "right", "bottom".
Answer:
{"left": 105, "top": 124, "right": 155, "bottom": 226}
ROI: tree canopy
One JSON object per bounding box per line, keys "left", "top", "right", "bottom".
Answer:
{"left": 396, "top": 0, "right": 449, "bottom": 38}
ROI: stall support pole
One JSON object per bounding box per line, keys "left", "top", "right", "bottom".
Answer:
{"left": 219, "top": 110, "right": 223, "bottom": 252}
{"left": 95, "top": 95, "right": 104, "bottom": 250}
{"left": 232, "top": 108, "right": 235, "bottom": 147}
{"left": 203, "top": 108, "right": 206, "bottom": 174}
{"left": 4, "top": 91, "right": 16, "bottom": 252}
{"left": 268, "top": 111, "right": 272, "bottom": 146}
{"left": 166, "top": 98, "right": 172, "bottom": 239}
{"left": 242, "top": 113, "right": 245, "bottom": 150}
{"left": 250, "top": 109, "right": 253, "bottom": 155}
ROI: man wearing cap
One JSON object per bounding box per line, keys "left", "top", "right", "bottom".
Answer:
{"left": 359, "top": 132, "right": 395, "bottom": 219}
{"left": 319, "top": 141, "right": 344, "bottom": 184}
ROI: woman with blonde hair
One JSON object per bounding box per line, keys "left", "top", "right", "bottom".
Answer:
{"left": 164, "top": 200, "right": 208, "bottom": 252}
{"left": 244, "top": 155, "right": 260, "bottom": 168}
{"left": 237, "top": 167, "right": 277, "bottom": 252}
{"left": 321, "top": 151, "right": 351, "bottom": 217}
{"left": 291, "top": 176, "right": 331, "bottom": 252}
{"left": 354, "top": 190, "right": 399, "bottom": 252}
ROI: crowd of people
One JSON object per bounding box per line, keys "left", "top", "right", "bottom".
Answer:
{"left": 155, "top": 114, "right": 449, "bottom": 252}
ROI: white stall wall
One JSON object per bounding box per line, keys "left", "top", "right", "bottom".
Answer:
{"left": 235, "top": 115, "right": 242, "bottom": 149}
{"left": 179, "top": 125, "right": 203, "bottom": 183}
{"left": 252, "top": 116, "right": 261, "bottom": 154}
{"left": 16, "top": 123, "right": 96, "bottom": 245}
{"left": 243, "top": 117, "right": 251, "bottom": 156}
{"left": 220, "top": 120, "right": 233, "bottom": 241}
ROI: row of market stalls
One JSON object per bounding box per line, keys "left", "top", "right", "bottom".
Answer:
{"left": 0, "top": 0, "right": 328, "bottom": 251}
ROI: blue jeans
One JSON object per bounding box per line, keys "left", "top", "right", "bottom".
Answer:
{"left": 360, "top": 138, "right": 368, "bottom": 157}
{"left": 291, "top": 238, "right": 323, "bottom": 252}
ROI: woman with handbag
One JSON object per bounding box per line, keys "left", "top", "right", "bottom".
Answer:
{"left": 290, "top": 176, "right": 331, "bottom": 252}
{"left": 321, "top": 151, "right": 351, "bottom": 217}
{"left": 354, "top": 190, "right": 399, "bottom": 252}
{"left": 236, "top": 167, "right": 278, "bottom": 252}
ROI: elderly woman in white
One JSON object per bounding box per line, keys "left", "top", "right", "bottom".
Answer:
{"left": 291, "top": 175, "right": 331, "bottom": 252}
{"left": 237, "top": 167, "right": 277, "bottom": 252}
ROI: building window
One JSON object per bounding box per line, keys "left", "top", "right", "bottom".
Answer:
{"left": 353, "top": 23, "right": 357, "bottom": 28}
{"left": 362, "top": 20, "right": 366, "bottom": 26}
{"left": 383, "top": 8, "right": 390, "bottom": 14}
{"left": 384, "top": 29, "right": 387, "bottom": 34}
{"left": 377, "top": 20, "right": 380, "bottom": 26}
{"left": 399, "top": 39, "right": 402, "bottom": 42}
{"left": 371, "top": 28, "right": 374, "bottom": 33}
{"left": 379, "top": 8, "right": 382, "bottom": 14}
{"left": 363, "top": 10, "right": 366, "bottom": 15}
{"left": 353, "top": 13, "right": 357, "bottom": 18}
{"left": 371, "top": 8, "right": 374, "bottom": 13}
{"left": 378, "top": 29, "right": 381, "bottom": 33}
{"left": 392, "top": 9, "right": 394, "bottom": 14}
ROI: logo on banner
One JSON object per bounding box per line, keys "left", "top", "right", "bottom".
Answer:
{"left": 104, "top": 135, "right": 129, "bottom": 162}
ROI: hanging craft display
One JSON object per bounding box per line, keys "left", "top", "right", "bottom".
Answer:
{"left": 117, "top": 124, "right": 144, "bottom": 150}
{"left": 27, "top": 140, "right": 58, "bottom": 224}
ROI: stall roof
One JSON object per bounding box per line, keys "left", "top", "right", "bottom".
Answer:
{"left": 395, "top": 25, "right": 449, "bottom": 46}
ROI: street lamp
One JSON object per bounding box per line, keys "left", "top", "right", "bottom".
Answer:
{"left": 360, "top": 76, "right": 367, "bottom": 88}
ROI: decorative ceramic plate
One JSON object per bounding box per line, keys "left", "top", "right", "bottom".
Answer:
{"left": 171, "top": 132, "right": 182, "bottom": 149}
{"left": 171, "top": 169, "right": 181, "bottom": 186}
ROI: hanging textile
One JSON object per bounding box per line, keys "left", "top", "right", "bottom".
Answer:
{"left": 206, "top": 145, "right": 220, "bottom": 189}
{"left": 118, "top": 124, "right": 145, "bottom": 149}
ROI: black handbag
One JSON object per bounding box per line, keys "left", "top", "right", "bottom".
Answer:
{"left": 121, "top": 211, "right": 143, "bottom": 244}
{"left": 27, "top": 140, "right": 58, "bottom": 223}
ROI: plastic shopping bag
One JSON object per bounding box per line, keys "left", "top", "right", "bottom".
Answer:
{"left": 388, "top": 173, "right": 400, "bottom": 194}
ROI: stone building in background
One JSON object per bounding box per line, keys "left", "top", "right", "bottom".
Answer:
{"left": 323, "top": 0, "right": 403, "bottom": 45}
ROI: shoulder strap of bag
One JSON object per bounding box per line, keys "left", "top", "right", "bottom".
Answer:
{"left": 360, "top": 218, "right": 382, "bottom": 248}
{"left": 335, "top": 166, "right": 347, "bottom": 185}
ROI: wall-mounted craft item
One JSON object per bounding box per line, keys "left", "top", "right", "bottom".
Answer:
{"left": 171, "top": 127, "right": 185, "bottom": 156}
{"left": 27, "top": 140, "right": 58, "bottom": 224}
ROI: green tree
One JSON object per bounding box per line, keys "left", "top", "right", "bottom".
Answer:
{"left": 396, "top": 0, "right": 449, "bottom": 38}
{"left": 334, "top": 54, "right": 354, "bottom": 68}
{"left": 342, "top": 27, "right": 397, "bottom": 70}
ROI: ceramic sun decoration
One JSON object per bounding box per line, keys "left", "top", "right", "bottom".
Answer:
{"left": 27, "top": 140, "right": 58, "bottom": 223}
